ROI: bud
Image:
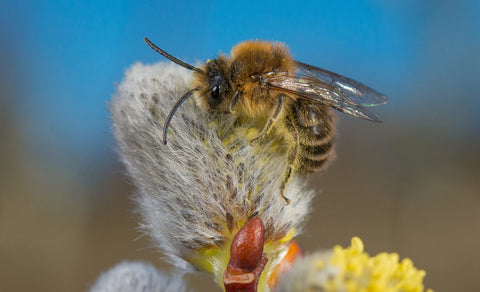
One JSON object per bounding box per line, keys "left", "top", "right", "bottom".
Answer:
{"left": 224, "top": 217, "right": 267, "bottom": 292}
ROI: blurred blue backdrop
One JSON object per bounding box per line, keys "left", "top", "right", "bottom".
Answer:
{"left": 1, "top": 1, "right": 479, "bottom": 291}
{"left": 2, "top": 0, "right": 479, "bottom": 188}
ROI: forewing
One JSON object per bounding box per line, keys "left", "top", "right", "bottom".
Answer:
{"left": 295, "top": 61, "right": 388, "bottom": 107}
{"left": 264, "top": 73, "right": 384, "bottom": 122}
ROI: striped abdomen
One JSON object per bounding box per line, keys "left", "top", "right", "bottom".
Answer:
{"left": 287, "top": 102, "right": 336, "bottom": 174}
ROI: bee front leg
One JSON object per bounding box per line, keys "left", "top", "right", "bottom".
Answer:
{"left": 229, "top": 91, "right": 240, "bottom": 113}
{"left": 249, "top": 94, "right": 284, "bottom": 146}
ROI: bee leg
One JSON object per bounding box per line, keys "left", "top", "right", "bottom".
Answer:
{"left": 279, "top": 166, "right": 292, "bottom": 205}
{"left": 249, "top": 94, "right": 284, "bottom": 146}
{"left": 279, "top": 117, "right": 299, "bottom": 205}
{"left": 229, "top": 91, "right": 240, "bottom": 113}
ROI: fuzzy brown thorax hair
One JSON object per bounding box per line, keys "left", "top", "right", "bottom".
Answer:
{"left": 193, "top": 41, "right": 296, "bottom": 119}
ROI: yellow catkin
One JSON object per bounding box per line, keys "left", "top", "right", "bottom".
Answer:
{"left": 319, "top": 237, "right": 432, "bottom": 292}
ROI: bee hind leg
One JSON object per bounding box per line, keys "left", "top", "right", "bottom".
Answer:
{"left": 279, "top": 166, "right": 292, "bottom": 205}
{"left": 249, "top": 94, "right": 284, "bottom": 146}
{"left": 279, "top": 117, "right": 299, "bottom": 205}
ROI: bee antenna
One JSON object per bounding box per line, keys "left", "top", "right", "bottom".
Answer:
{"left": 162, "top": 86, "right": 201, "bottom": 145}
{"left": 144, "top": 38, "right": 203, "bottom": 73}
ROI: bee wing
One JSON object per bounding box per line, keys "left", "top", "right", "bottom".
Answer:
{"left": 264, "top": 72, "right": 384, "bottom": 122}
{"left": 295, "top": 61, "right": 388, "bottom": 107}
{"left": 263, "top": 61, "right": 388, "bottom": 122}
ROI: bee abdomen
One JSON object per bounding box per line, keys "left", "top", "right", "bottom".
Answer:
{"left": 293, "top": 106, "right": 336, "bottom": 174}
{"left": 302, "top": 142, "right": 333, "bottom": 160}
{"left": 295, "top": 140, "right": 334, "bottom": 174}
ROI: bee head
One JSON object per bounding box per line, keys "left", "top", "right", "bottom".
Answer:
{"left": 194, "top": 57, "right": 232, "bottom": 112}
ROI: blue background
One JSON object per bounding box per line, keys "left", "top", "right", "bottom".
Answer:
{"left": 2, "top": 0, "right": 479, "bottom": 183}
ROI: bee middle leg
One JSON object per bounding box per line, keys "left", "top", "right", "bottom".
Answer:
{"left": 279, "top": 118, "right": 299, "bottom": 205}
{"left": 249, "top": 94, "right": 284, "bottom": 145}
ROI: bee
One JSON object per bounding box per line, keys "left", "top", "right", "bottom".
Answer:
{"left": 145, "top": 38, "right": 387, "bottom": 204}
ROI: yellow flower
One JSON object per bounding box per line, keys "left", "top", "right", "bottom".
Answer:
{"left": 275, "top": 237, "right": 434, "bottom": 292}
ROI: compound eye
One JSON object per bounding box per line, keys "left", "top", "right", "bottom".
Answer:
{"left": 211, "top": 85, "right": 220, "bottom": 99}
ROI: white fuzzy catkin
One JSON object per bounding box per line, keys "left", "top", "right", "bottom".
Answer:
{"left": 90, "top": 261, "right": 188, "bottom": 292}
{"left": 110, "top": 62, "right": 313, "bottom": 271}
{"left": 273, "top": 251, "right": 337, "bottom": 292}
